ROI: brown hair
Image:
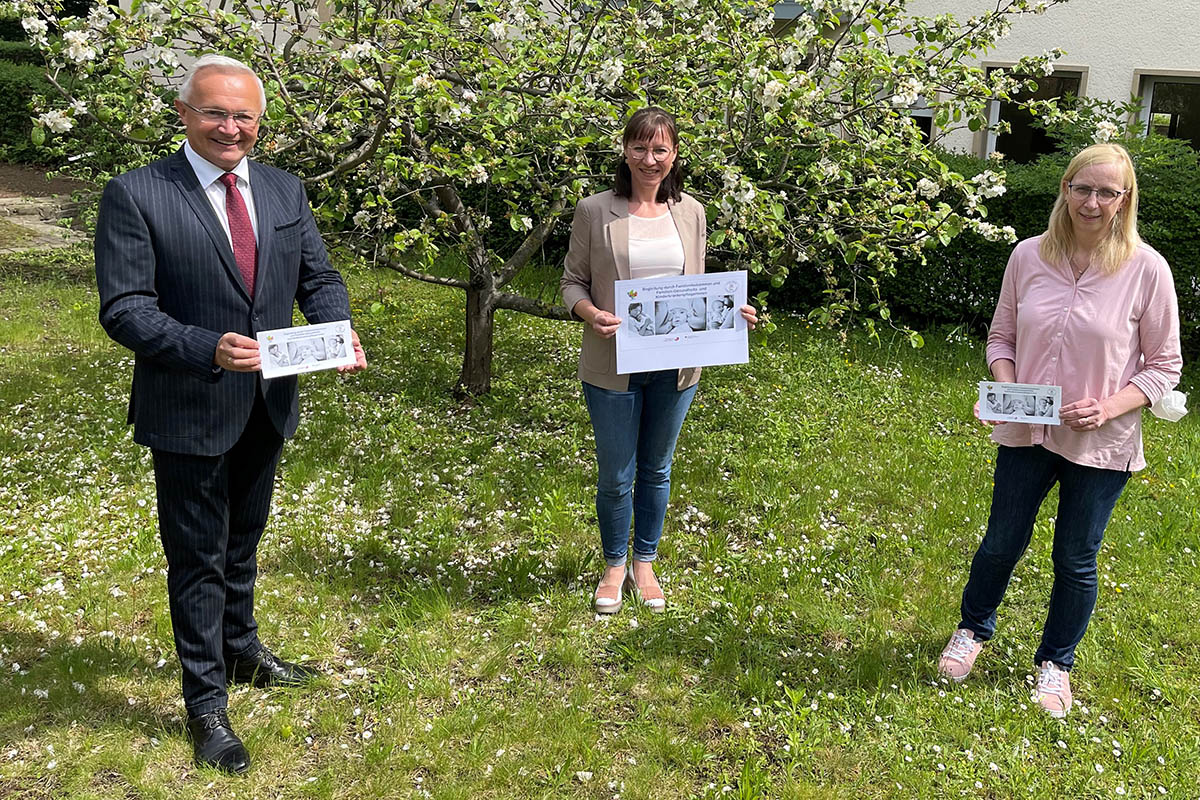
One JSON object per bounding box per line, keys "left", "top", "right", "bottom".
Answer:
{"left": 613, "top": 107, "right": 683, "bottom": 203}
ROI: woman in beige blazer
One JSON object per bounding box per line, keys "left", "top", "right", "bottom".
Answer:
{"left": 561, "top": 107, "right": 756, "bottom": 614}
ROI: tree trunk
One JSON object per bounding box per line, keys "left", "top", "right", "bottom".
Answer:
{"left": 458, "top": 282, "right": 494, "bottom": 396}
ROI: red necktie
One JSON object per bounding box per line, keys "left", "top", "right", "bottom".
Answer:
{"left": 219, "top": 172, "right": 257, "bottom": 298}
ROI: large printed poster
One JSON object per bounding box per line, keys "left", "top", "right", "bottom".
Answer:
{"left": 614, "top": 271, "right": 749, "bottom": 375}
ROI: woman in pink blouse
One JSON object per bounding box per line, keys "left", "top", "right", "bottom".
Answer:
{"left": 937, "top": 143, "right": 1182, "bottom": 717}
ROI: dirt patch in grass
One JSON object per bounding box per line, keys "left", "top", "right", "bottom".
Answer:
{"left": 0, "top": 163, "right": 91, "bottom": 198}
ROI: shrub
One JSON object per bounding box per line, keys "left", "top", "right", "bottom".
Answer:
{"left": 0, "top": 40, "right": 40, "bottom": 65}
{"left": 872, "top": 136, "right": 1200, "bottom": 361}
{"left": 0, "top": 59, "right": 49, "bottom": 164}
{"left": 0, "top": 19, "right": 22, "bottom": 42}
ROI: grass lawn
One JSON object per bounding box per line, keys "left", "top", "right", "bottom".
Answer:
{"left": 0, "top": 218, "right": 34, "bottom": 250}
{"left": 1, "top": 245, "right": 1197, "bottom": 799}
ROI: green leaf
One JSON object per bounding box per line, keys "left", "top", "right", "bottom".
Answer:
{"left": 709, "top": 229, "right": 726, "bottom": 247}
{"left": 770, "top": 203, "right": 785, "bottom": 221}
{"left": 31, "top": 126, "right": 45, "bottom": 146}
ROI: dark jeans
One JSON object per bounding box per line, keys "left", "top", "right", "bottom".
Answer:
{"left": 959, "top": 445, "right": 1129, "bottom": 671}
{"left": 582, "top": 371, "right": 697, "bottom": 566}
{"left": 152, "top": 397, "right": 284, "bottom": 715}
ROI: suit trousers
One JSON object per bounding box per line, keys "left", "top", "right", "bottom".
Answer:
{"left": 152, "top": 394, "right": 285, "bottom": 716}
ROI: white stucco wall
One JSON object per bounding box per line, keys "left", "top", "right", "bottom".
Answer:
{"left": 903, "top": 0, "right": 1200, "bottom": 153}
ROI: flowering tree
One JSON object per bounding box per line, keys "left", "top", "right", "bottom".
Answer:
{"left": 16, "top": 0, "right": 1067, "bottom": 394}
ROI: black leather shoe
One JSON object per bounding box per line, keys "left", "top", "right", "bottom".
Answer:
{"left": 186, "top": 709, "right": 250, "bottom": 774}
{"left": 227, "top": 646, "right": 320, "bottom": 688}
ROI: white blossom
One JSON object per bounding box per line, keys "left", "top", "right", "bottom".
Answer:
{"left": 39, "top": 109, "right": 74, "bottom": 134}
{"left": 461, "top": 89, "right": 477, "bottom": 103}
{"left": 762, "top": 80, "right": 787, "bottom": 112}
{"left": 1039, "top": 50, "right": 1057, "bottom": 76}
{"left": 144, "top": 43, "right": 178, "bottom": 68}
{"left": 87, "top": 2, "right": 114, "bottom": 29}
{"left": 487, "top": 20, "right": 508, "bottom": 40}
{"left": 509, "top": 5, "right": 530, "bottom": 27}
{"left": 140, "top": 2, "right": 169, "bottom": 24}
{"left": 21, "top": 16, "right": 48, "bottom": 36}
{"left": 1094, "top": 120, "right": 1119, "bottom": 143}
{"left": 467, "top": 164, "right": 488, "bottom": 184}
{"left": 972, "top": 169, "right": 1007, "bottom": 198}
{"left": 63, "top": 30, "right": 97, "bottom": 63}
{"left": 892, "top": 77, "right": 923, "bottom": 107}
{"left": 916, "top": 178, "right": 940, "bottom": 199}
{"left": 344, "top": 41, "right": 376, "bottom": 61}
{"left": 353, "top": 210, "right": 372, "bottom": 227}
{"left": 434, "top": 97, "right": 463, "bottom": 123}
{"left": 596, "top": 58, "right": 623, "bottom": 89}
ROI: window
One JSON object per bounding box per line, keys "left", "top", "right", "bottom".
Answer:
{"left": 1138, "top": 75, "right": 1200, "bottom": 149}
{"left": 907, "top": 99, "right": 934, "bottom": 145}
{"left": 985, "top": 70, "right": 1083, "bottom": 163}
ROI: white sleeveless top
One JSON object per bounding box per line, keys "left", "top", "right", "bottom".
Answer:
{"left": 628, "top": 211, "right": 685, "bottom": 279}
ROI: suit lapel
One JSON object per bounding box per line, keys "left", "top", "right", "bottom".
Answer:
{"left": 249, "top": 160, "right": 273, "bottom": 300}
{"left": 169, "top": 149, "right": 252, "bottom": 303}
{"left": 669, "top": 198, "right": 701, "bottom": 275}
{"left": 605, "top": 191, "right": 631, "bottom": 281}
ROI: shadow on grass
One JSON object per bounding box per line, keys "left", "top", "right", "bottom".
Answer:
{"left": 0, "top": 631, "right": 181, "bottom": 744}
{"left": 0, "top": 244, "right": 95, "bottom": 286}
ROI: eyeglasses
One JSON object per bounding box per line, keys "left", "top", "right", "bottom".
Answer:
{"left": 1067, "top": 182, "right": 1126, "bottom": 204}
{"left": 179, "top": 100, "right": 262, "bottom": 128}
{"left": 627, "top": 144, "right": 674, "bottom": 162}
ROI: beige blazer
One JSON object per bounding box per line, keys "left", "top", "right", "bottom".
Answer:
{"left": 560, "top": 189, "right": 707, "bottom": 391}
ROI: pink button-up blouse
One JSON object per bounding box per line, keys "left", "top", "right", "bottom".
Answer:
{"left": 986, "top": 236, "right": 1182, "bottom": 472}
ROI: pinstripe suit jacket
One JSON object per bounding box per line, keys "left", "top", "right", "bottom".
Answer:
{"left": 95, "top": 147, "right": 352, "bottom": 457}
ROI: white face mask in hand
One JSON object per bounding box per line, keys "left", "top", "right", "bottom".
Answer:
{"left": 1150, "top": 390, "right": 1188, "bottom": 422}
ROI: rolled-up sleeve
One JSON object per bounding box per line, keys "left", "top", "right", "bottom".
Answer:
{"left": 560, "top": 201, "right": 592, "bottom": 320}
{"left": 986, "top": 248, "right": 1020, "bottom": 368}
{"left": 1128, "top": 256, "right": 1183, "bottom": 405}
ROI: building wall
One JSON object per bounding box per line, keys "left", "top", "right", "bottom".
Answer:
{"left": 898, "top": 0, "right": 1200, "bottom": 153}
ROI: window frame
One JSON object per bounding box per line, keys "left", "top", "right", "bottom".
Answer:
{"left": 1133, "top": 70, "right": 1200, "bottom": 145}
{"left": 979, "top": 61, "right": 1089, "bottom": 159}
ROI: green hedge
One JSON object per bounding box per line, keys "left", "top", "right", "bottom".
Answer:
{"left": 0, "top": 19, "right": 23, "bottom": 42}
{"left": 0, "top": 60, "right": 49, "bottom": 164}
{"left": 0, "top": 40, "right": 40, "bottom": 65}
{"left": 758, "top": 139, "right": 1198, "bottom": 361}
{"left": 879, "top": 138, "right": 1200, "bottom": 360}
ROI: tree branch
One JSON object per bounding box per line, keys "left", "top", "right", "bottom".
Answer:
{"left": 495, "top": 191, "right": 567, "bottom": 289}
{"left": 375, "top": 248, "right": 469, "bottom": 289}
{"left": 304, "top": 74, "right": 396, "bottom": 182}
{"left": 493, "top": 292, "right": 571, "bottom": 320}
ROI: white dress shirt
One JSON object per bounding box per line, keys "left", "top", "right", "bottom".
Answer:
{"left": 184, "top": 141, "right": 259, "bottom": 244}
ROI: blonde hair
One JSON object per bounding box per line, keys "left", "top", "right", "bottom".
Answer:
{"left": 1039, "top": 143, "right": 1140, "bottom": 274}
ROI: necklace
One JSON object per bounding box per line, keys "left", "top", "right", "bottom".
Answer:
{"left": 1068, "top": 253, "right": 1091, "bottom": 281}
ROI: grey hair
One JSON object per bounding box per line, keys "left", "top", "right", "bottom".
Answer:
{"left": 178, "top": 54, "right": 266, "bottom": 112}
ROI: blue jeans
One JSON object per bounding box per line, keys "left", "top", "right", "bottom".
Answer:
{"left": 582, "top": 371, "right": 698, "bottom": 567}
{"left": 959, "top": 445, "right": 1130, "bottom": 671}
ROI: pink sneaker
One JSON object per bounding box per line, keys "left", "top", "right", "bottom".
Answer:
{"left": 937, "top": 629, "right": 983, "bottom": 682}
{"left": 1033, "top": 661, "right": 1072, "bottom": 718}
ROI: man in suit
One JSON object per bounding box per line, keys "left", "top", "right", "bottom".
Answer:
{"left": 95, "top": 54, "right": 367, "bottom": 774}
